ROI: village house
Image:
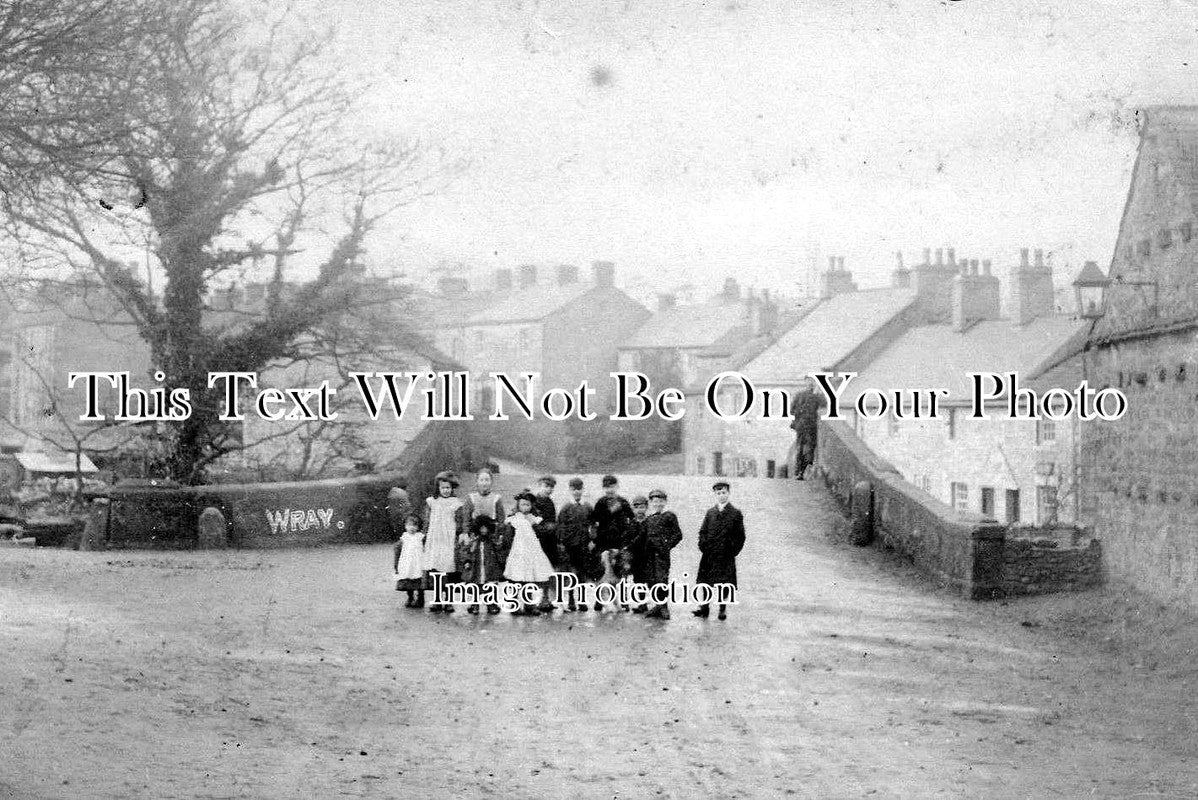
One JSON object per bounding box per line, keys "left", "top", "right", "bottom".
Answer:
{"left": 682, "top": 256, "right": 921, "bottom": 479}
{"left": 842, "top": 249, "right": 1089, "bottom": 526}
{"left": 0, "top": 279, "right": 153, "bottom": 470}
{"left": 615, "top": 277, "right": 787, "bottom": 389}
{"left": 1075, "top": 105, "right": 1198, "bottom": 609}
{"left": 415, "top": 261, "right": 650, "bottom": 468}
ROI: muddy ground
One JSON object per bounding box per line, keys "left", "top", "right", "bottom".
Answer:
{"left": 1, "top": 475, "right": 1195, "bottom": 798}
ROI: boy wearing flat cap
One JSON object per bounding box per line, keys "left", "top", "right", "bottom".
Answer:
{"left": 694, "top": 481, "right": 745, "bottom": 620}
{"left": 556, "top": 477, "right": 594, "bottom": 611}
{"left": 642, "top": 489, "right": 683, "bottom": 619}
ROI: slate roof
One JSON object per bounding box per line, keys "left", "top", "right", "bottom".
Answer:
{"left": 620, "top": 301, "right": 750, "bottom": 349}
{"left": 847, "top": 315, "right": 1089, "bottom": 404}
{"left": 737, "top": 288, "right": 917, "bottom": 386}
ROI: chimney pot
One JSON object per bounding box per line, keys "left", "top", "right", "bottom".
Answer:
{"left": 922, "top": 248, "right": 932, "bottom": 266}
{"left": 1034, "top": 249, "right": 1045, "bottom": 269}
{"left": 982, "top": 259, "right": 992, "bottom": 276}
{"left": 935, "top": 249, "right": 944, "bottom": 267}
{"left": 828, "top": 255, "right": 836, "bottom": 271}
{"left": 970, "top": 259, "right": 980, "bottom": 275}
{"left": 895, "top": 251, "right": 905, "bottom": 269}
{"left": 947, "top": 248, "right": 956, "bottom": 267}
{"left": 837, "top": 256, "right": 846, "bottom": 272}
{"left": 1020, "top": 248, "right": 1030, "bottom": 269}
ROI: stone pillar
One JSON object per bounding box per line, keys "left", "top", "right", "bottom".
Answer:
{"left": 197, "top": 506, "right": 229, "bottom": 549}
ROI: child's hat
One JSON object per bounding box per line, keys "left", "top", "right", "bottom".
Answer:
{"left": 648, "top": 489, "right": 667, "bottom": 500}
{"left": 434, "top": 470, "right": 460, "bottom": 488}
{"left": 601, "top": 474, "right": 619, "bottom": 487}
{"left": 568, "top": 477, "right": 584, "bottom": 490}
{"left": 538, "top": 475, "right": 557, "bottom": 488}
{"left": 631, "top": 495, "right": 649, "bottom": 507}
{"left": 712, "top": 480, "right": 730, "bottom": 491}
{"left": 514, "top": 491, "right": 537, "bottom": 505}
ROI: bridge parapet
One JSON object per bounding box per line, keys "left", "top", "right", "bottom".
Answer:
{"left": 819, "top": 420, "right": 1007, "bottom": 600}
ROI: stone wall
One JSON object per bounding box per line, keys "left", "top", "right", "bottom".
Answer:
{"left": 1000, "top": 528, "right": 1103, "bottom": 596}
{"left": 1082, "top": 329, "right": 1198, "bottom": 608}
{"left": 818, "top": 419, "right": 1006, "bottom": 599}
{"left": 101, "top": 421, "right": 471, "bottom": 549}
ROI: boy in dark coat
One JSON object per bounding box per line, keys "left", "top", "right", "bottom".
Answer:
{"left": 556, "top": 477, "right": 594, "bottom": 612}
{"left": 694, "top": 481, "right": 745, "bottom": 621}
{"left": 532, "top": 476, "right": 559, "bottom": 611}
{"left": 626, "top": 496, "right": 650, "bottom": 613}
{"left": 590, "top": 474, "right": 634, "bottom": 563}
{"left": 642, "top": 489, "right": 683, "bottom": 619}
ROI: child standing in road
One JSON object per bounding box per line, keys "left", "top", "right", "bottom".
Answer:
{"left": 423, "top": 470, "right": 465, "bottom": 613}
{"left": 503, "top": 491, "right": 556, "bottom": 615}
{"left": 393, "top": 514, "right": 426, "bottom": 608}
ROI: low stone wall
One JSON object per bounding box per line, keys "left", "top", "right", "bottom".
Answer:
{"left": 102, "top": 421, "right": 472, "bottom": 549}
{"left": 819, "top": 419, "right": 1006, "bottom": 599}
{"left": 1001, "top": 528, "right": 1104, "bottom": 596}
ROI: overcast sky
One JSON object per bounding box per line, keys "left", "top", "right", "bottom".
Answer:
{"left": 298, "top": 0, "right": 1198, "bottom": 296}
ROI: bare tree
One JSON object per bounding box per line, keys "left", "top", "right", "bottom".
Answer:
{"left": 0, "top": 0, "right": 450, "bottom": 484}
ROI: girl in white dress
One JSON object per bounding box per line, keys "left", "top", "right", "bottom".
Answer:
{"left": 422, "top": 471, "right": 465, "bottom": 613}
{"left": 503, "top": 492, "right": 556, "bottom": 615}
{"left": 393, "top": 514, "right": 426, "bottom": 608}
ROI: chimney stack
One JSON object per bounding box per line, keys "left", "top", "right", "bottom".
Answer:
{"left": 517, "top": 264, "right": 537, "bottom": 288}
{"left": 592, "top": 260, "right": 615, "bottom": 287}
{"left": 722, "top": 277, "right": 741, "bottom": 301}
{"left": 1010, "top": 247, "right": 1055, "bottom": 324}
{"left": 952, "top": 256, "right": 1001, "bottom": 331}
{"left": 820, "top": 255, "right": 858, "bottom": 298}
{"left": 495, "top": 268, "right": 513, "bottom": 291}
{"left": 556, "top": 264, "right": 579, "bottom": 286}
{"left": 911, "top": 244, "right": 958, "bottom": 323}
{"left": 657, "top": 293, "right": 676, "bottom": 312}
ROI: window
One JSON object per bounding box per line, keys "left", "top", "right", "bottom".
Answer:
{"left": 1037, "top": 486, "right": 1058, "bottom": 525}
{"left": 1138, "top": 239, "right": 1152, "bottom": 258}
{"left": 1006, "top": 489, "right": 1021, "bottom": 523}
{"left": 1183, "top": 222, "right": 1193, "bottom": 243}
{"left": 947, "top": 408, "right": 957, "bottom": 440}
{"left": 1159, "top": 228, "right": 1173, "bottom": 249}
{"left": 981, "top": 487, "right": 995, "bottom": 518}
{"left": 950, "top": 482, "right": 969, "bottom": 511}
{"left": 766, "top": 460, "right": 776, "bottom": 479}
{"left": 1035, "top": 419, "right": 1056, "bottom": 445}
{"left": 712, "top": 451, "right": 723, "bottom": 476}
{"left": 779, "top": 465, "right": 789, "bottom": 479}
{"left": 736, "top": 458, "right": 757, "bottom": 478}
{"left": 696, "top": 455, "right": 706, "bottom": 476}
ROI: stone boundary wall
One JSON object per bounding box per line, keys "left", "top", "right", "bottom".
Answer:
{"left": 818, "top": 419, "right": 1006, "bottom": 599}
{"left": 1001, "top": 528, "right": 1104, "bottom": 596}
{"left": 101, "top": 421, "right": 471, "bottom": 549}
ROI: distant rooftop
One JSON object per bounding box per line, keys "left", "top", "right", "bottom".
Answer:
{"left": 738, "top": 288, "right": 917, "bottom": 386}
{"left": 848, "top": 315, "right": 1089, "bottom": 404}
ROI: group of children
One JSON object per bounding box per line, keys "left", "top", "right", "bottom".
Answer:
{"left": 392, "top": 469, "right": 745, "bottom": 621}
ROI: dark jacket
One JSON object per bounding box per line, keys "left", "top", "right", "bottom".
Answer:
{"left": 590, "top": 495, "right": 634, "bottom": 552}
{"left": 532, "top": 494, "right": 559, "bottom": 564}
{"left": 642, "top": 510, "right": 683, "bottom": 586}
{"left": 625, "top": 516, "right": 649, "bottom": 583}
{"left": 556, "top": 500, "right": 593, "bottom": 548}
{"left": 696, "top": 503, "right": 745, "bottom": 587}
{"left": 460, "top": 492, "right": 507, "bottom": 584}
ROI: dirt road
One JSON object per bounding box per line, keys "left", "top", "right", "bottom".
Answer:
{"left": 1, "top": 475, "right": 1195, "bottom": 798}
